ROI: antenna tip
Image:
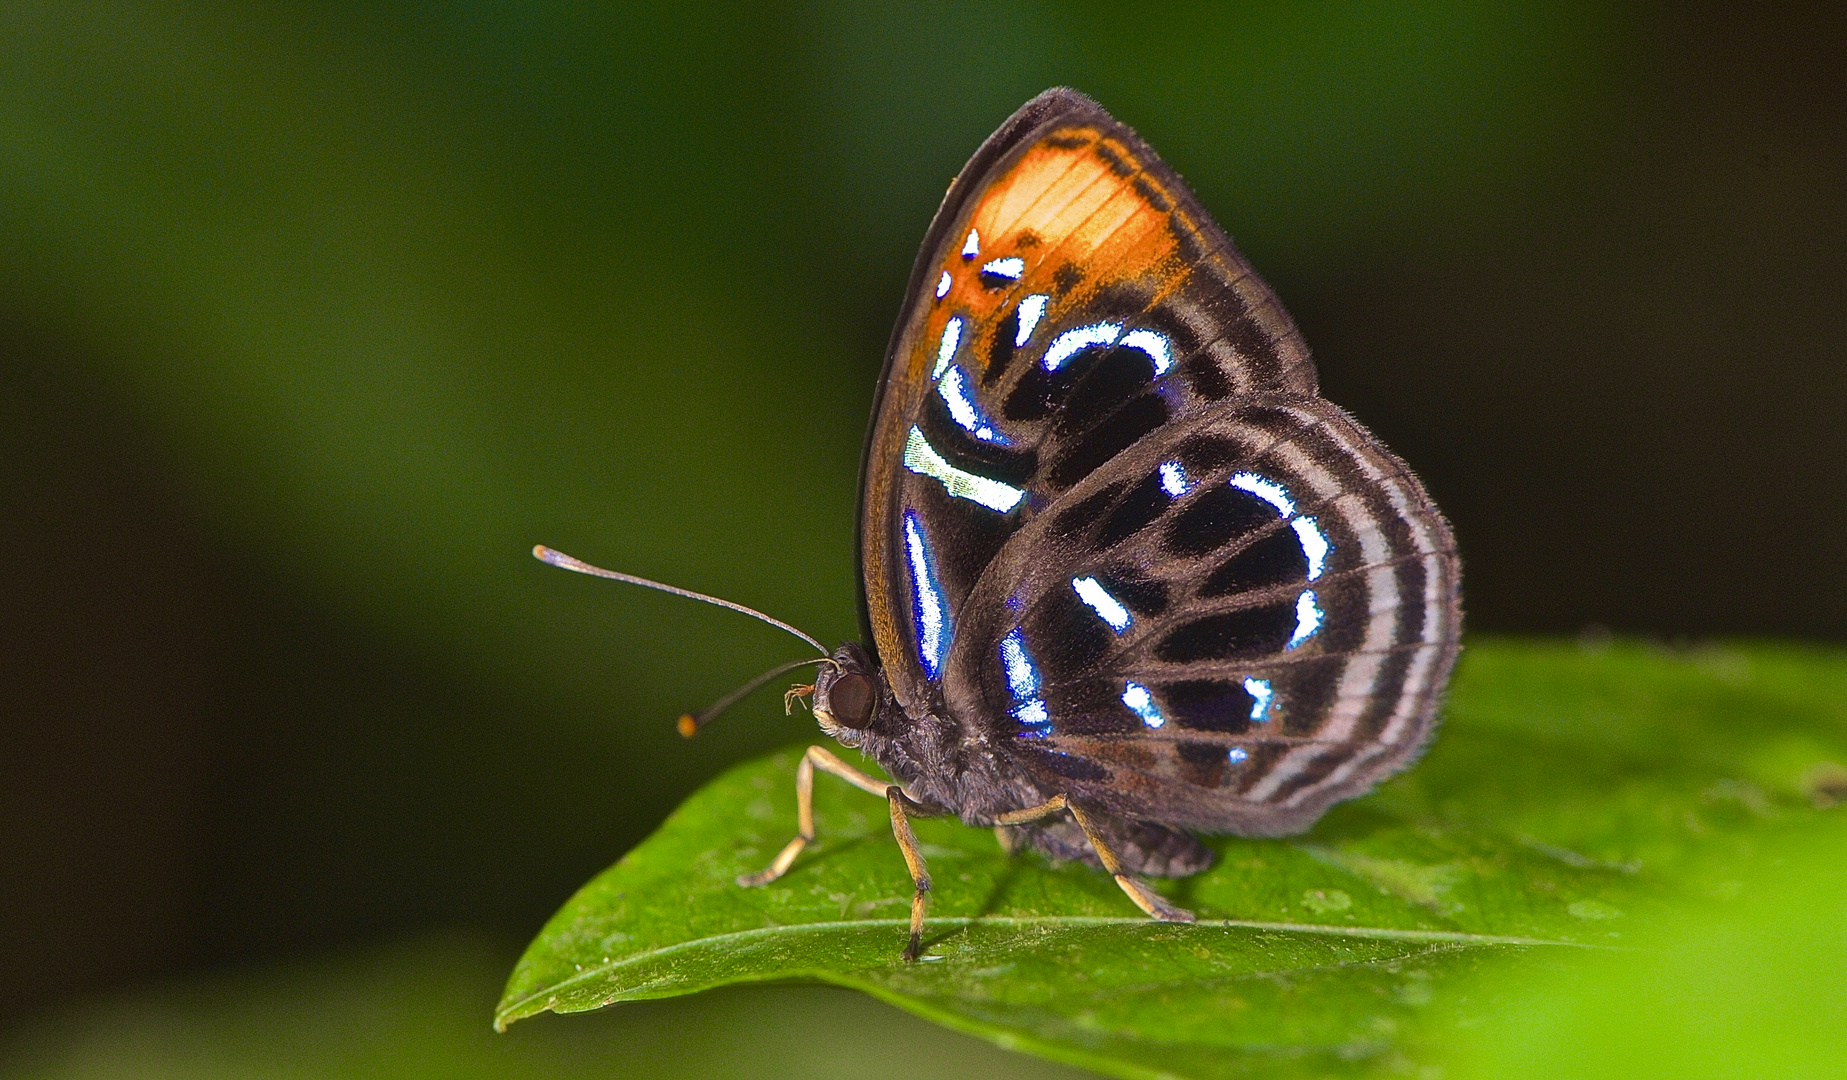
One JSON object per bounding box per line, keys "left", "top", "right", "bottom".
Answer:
{"left": 532, "top": 544, "right": 556, "bottom": 561}
{"left": 676, "top": 713, "right": 699, "bottom": 739}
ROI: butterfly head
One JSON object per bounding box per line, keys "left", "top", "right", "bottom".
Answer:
{"left": 812, "top": 642, "right": 896, "bottom": 745}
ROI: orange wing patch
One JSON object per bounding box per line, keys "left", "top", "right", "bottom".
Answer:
{"left": 915, "top": 126, "right": 1201, "bottom": 386}
{"left": 983, "top": 135, "right": 1173, "bottom": 274}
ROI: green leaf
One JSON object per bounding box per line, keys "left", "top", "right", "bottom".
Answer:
{"left": 1442, "top": 817, "right": 1847, "bottom": 1079}
{"left": 497, "top": 639, "right": 1847, "bottom": 1079}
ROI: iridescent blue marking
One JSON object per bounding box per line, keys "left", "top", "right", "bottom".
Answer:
{"left": 1291, "top": 517, "right": 1329, "bottom": 580}
{"left": 1118, "top": 328, "right": 1173, "bottom": 375}
{"left": 1229, "top": 472, "right": 1295, "bottom": 516}
{"left": 1001, "top": 627, "right": 1049, "bottom": 738}
{"left": 1036, "top": 322, "right": 1173, "bottom": 376}
{"left": 1015, "top": 294, "right": 1049, "bottom": 346}
{"left": 1000, "top": 627, "right": 1040, "bottom": 699}
{"left": 903, "top": 510, "right": 948, "bottom": 679}
{"left": 1071, "top": 575, "right": 1130, "bottom": 631}
{"left": 935, "top": 270, "right": 951, "bottom": 299}
{"left": 903, "top": 427, "right": 1025, "bottom": 512}
{"left": 1014, "top": 698, "right": 1051, "bottom": 737}
{"left": 1242, "top": 677, "right": 1274, "bottom": 722}
{"left": 981, "top": 256, "right": 1024, "bottom": 280}
{"left": 1225, "top": 475, "right": 1334, "bottom": 583}
{"left": 1043, "top": 321, "right": 1121, "bottom": 370}
{"left": 1121, "top": 681, "right": 1164, "bottom": 728}
{"left": 1158, "top": 460, "right": 1189, "bottom": 496}
{"left": 932, "top": 316, "right": 964, "bottom": 379}
{"left": 1288, "top": 589, "right": 1324, "bottom": 649}
{"left": 1228, "top": 747, "right": 1250, "bottom": 764}
{"left": 961, "top": 228, "right": 980, "bottom": 258}
{"left": 938, "top": 366, "right": 1008, "bottom": 443}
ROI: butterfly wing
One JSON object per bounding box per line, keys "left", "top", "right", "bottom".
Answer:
{"left": 938, "top": 398, "right": 1460, "bottom": 836}
{"left": 860, "top": 88, "right": 1323, "bottom": 713}
{"left": 860, "top": 88, "right": 1460, "bottom": 837}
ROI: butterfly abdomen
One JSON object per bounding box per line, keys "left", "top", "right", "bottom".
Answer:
{"left": 1008, "top": 815, "right": 1213, "bottom": 878}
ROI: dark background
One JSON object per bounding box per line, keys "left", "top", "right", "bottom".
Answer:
{"left": 2, "top": 1, "right": 1842, "bottom": 1073}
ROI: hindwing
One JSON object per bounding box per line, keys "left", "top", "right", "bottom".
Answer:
{"left": 938, "top": 399, "right": 1459, "bottom": 833}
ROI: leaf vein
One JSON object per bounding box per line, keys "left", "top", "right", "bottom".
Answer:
{"left": 496, "top": 916, "right": 1586, "bottom": 1021}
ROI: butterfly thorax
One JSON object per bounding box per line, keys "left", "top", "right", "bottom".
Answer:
{"left": 814, "top": 641, "right": 1217, "bottom": 877}
{"left": 813, "top": 642, "right": 1045, "bottom": 822}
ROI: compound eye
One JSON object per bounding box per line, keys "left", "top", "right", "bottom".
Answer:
{"left": 828, "top": 673, "right": 876, "bottom": 729}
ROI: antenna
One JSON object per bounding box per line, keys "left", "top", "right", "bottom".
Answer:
{"left": 532, "top": 544, "right": 836, "bottom": 738}
{"left": 533, "top": 545, "right": 828, "bottom": 655}
{"left": 675, "top": 655, "right": 836, "bottom": 738}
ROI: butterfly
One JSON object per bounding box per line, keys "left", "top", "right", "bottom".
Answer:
{"left": 539, "top": 88, "right": 1461, "bottom": 961}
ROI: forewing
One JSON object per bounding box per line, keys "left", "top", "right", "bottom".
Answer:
{"left": 938, "top": 399, "right": 1462, "bottom": 836}
{"left": 861, "top": 88, "right": 1317, "bottom": 712}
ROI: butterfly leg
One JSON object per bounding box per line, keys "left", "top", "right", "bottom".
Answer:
{"left": 993, "top": 796, "right": 1195, "bottom": 923}
{"left": 735, "top": 746, "right": 946, "bottom": 961}
{"left": 736, "top": 745, "right": 892, "bottom": 888}
{"left": 886, "top": 787, "right": 951, "bottom": 962}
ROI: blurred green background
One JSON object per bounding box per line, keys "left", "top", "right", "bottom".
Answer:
{"left": 1, "top": 1, "right": 1842, "bottom": 1075}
